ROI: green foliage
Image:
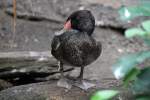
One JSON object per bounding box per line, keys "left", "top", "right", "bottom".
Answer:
{"left": 125, "top": 28, "right": 147, "bottom": 38}
{"left": 123, "top": 67, "right": 140, "bottom": 87}
{"left": 125, "top": 20, "right": 150, "bottom": 46}
{"left": 112, "top": 1, "right": 150, "bottom": 99}
{"left": 112, "top": 51, "right": 150, "bottom": 95}
{"left": 112, "top": 51, "right": 150, "bottom": 80}
{"left": 142, "top": 20, "right": 150, "bottom": 32}
{"left": 136, "top": 95, "right": 150, "bottom": 100}
{"left": 119, "top": 2, "right": 150, "bottom": 46}
{"left": 119, "top": 4, "right": 150, "bottom": 21}
{"left": 91, "top": 2, "right": 150, "bottom": 100}
{"left": 90, "top": 90, "right": 119, "bottom": 100}
{"left": 132, "top": 67, "right": 150, "bottom": 95}
{"left": 125, "top": 20, "right": 150, "bottom": 47}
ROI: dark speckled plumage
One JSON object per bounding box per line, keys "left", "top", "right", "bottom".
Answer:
{"left": 51, "top": 10, "right": 102, "bottom": 90}
{"left": 51, "top": 30, "right": 101, "bottom": 67}
{"left": 66, "top": 10, "right": 95, "bottom": 36}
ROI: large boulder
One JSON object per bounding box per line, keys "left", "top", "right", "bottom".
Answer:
{"left": 0, "top": 81, "right": 91, "bottom": 100}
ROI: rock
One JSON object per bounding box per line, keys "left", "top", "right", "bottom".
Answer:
{"left": 4, "top": 0, "right": 149, "bottom": 30}
{"left": 0, "top": 0, "right": 12, "bottom": 8}
{"left": 0, "top": 80, "right": 136, "bottom": 100}
{"left": 84, "top": 4, "right": 125, "bottom": 28}
{"left": 0, "top": 79, "right": 12, "bottom": 91}
{"left": 0, "top": 51, "right": 75, "bottom": 86}
{"left": 0, "top": 8, "right": 58, "bottom": 51}
{"left": 5, "top": 0, "right": 82, "bottom": 23}
{"left": 0, "top": 81, "right": 91, "bottom": 100}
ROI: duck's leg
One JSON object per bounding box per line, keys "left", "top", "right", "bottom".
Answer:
{"left": 74, "top": 66, "right": 95, "bottom": 90}
{"left": 76, "top": 66, "right": 84, "bottom": 81}
{"left": 57, "top": 61, "right": 72, "bottom": 89}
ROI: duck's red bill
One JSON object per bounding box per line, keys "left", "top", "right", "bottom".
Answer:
{"left": 64, "top": 20, "right": 71, "bottom": 30}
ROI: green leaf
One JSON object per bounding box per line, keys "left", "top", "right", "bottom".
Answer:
{"left": 142, "top": 20, "right": 150, "bottom": 33}
{"left": 136, "top": 95, "right": 150, "bottom": 100}
{"left": 125, "top": 20, "right": 150, "bottom": 39}
{"left": 91, "top": 90, "right": 119, "bottom": 100}
{"left": 112, "top": 53, "right": 138, "bottom": 79}
{"left": 140, "top": 0, "right": 150, "bottom": 6}
{"left": 123, "top": 68, "right": 140, "bottom": 87}
{"left": 119, "top": 4, "right": 150, "bottom": 21}
{"left": 132, "top": 67, "right": 150, "bottom": 95}
{"left": 125, "top": 28, "right": 147, "bottom": 38}
{"left": 143, "top": 38, "right": 150, "bottom": 46}
{"left": 112, "top": 51, "right": 150, "bottom": 80}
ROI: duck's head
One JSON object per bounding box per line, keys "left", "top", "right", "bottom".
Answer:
{"left": 64, "top": 10, "right": 95, "bottom": 36}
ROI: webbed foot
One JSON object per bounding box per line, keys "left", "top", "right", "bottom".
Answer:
{"left": 73, "top": 80, "right": 95, "bottom": 90}
{"left": 57, "top": 78, "right": 72, "bottom": 89}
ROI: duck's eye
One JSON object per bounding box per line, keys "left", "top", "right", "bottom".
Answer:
{"left": 72, "top": 19, "right": 78, "bottom": 26}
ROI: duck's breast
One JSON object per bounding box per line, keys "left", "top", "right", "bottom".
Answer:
{"left": 62, "top": 32, "right": 102, "bottom": 66}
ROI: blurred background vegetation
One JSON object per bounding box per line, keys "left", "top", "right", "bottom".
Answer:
{"left": 91, "top": 0, "right": 150, "bottom": 100}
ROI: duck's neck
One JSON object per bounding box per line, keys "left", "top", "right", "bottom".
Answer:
{"left": 55, "top": 29, "right": 66, "bottom": 36}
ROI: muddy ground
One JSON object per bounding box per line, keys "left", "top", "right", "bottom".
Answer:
{"left": 0, "top": 0, "right": 149, "bottom": 100}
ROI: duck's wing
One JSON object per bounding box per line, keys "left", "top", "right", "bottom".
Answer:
{"left": 95, "top": 40, "right": 102, "bottom": 59}
{"left": 62, "top": 33, "right": 102, "bottom": 66}
{"left": 51, "top": 36, "right": 63, "bottom": 60}
{"left": 80, "top": 37, "right": 102, "bottom": 66}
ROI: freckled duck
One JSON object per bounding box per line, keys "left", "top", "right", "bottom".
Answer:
{"left": 51, "top": 10, "right": 102, "bottom": 90}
